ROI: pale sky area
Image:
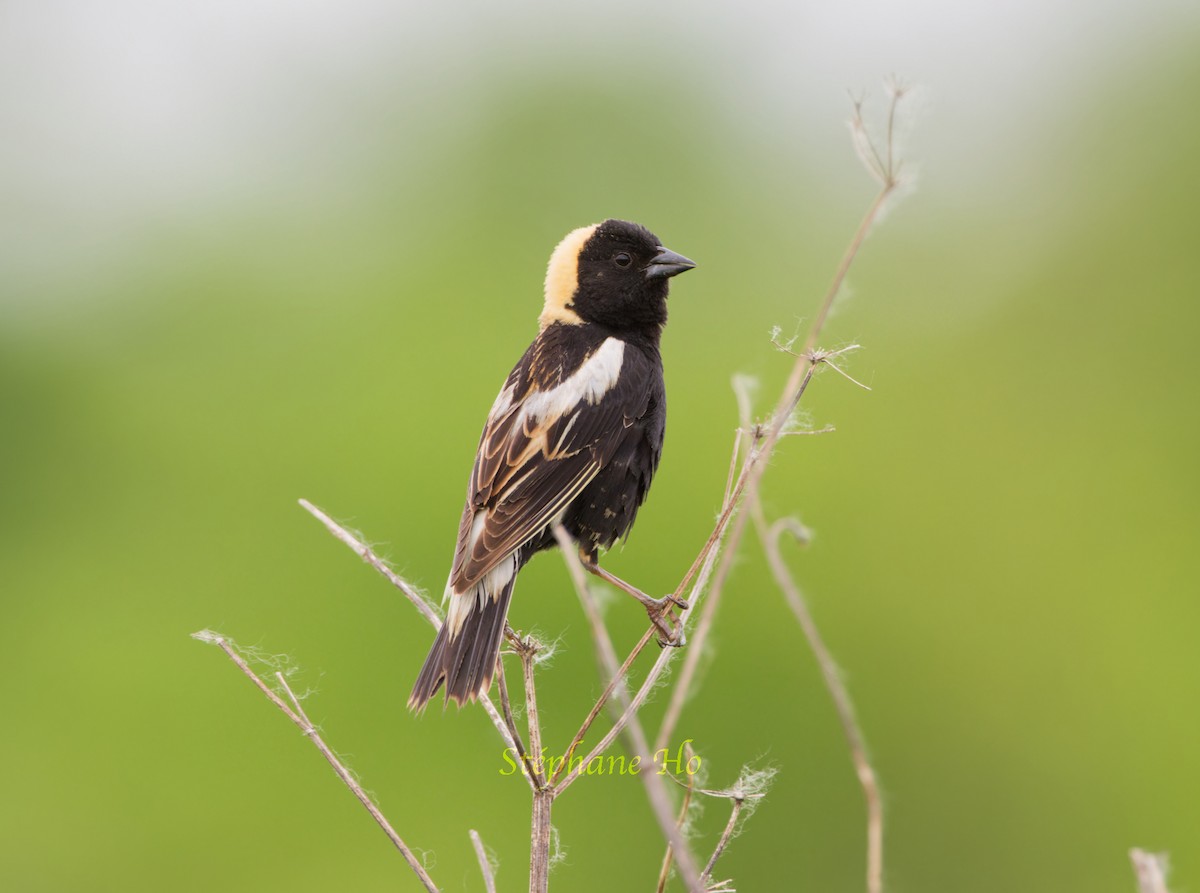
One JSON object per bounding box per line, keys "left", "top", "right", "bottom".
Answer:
{"left": 2, "top": 0, "right": 1197, "bottom": 305}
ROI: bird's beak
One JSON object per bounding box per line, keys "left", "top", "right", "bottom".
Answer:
{"left": 645, "top": 247, "right": 696, "bottom": 280}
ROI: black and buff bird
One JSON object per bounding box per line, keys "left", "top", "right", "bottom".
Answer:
{"left": 408, "top": 219, "right": 695, "bottom": 710}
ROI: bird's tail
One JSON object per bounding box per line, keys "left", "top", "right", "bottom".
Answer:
{"left": 408, "top": 572, "right": 516, "bottom": 710}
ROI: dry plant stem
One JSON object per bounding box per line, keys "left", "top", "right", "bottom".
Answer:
{"left": 1130, "top": 849, "right": 1171, "bottom": 893}
{"left": 299, "top": 498, "right": 441, "bottom": 628}
{"left": 298, "top": 498, "right": 529, "bottom": 785}
{"left": 700, "top": 797, "right": 744, "bottom": 886}
{"left": 496, "top": 659, "right": 540, "bottom": 788}
{"left": 191, "top": 632, "right": 438, "bottom": 893}
{"left": 554, "top": 528, "right": 705, "bottom": 893}
{"left": 762, "top": 516, "right": 882, "bottom": 893}
{"left": 656, "top": 755, "right": 696, "bottom": 893}
{"left": 519, "top": 642, "right": 555, "bottom": 893}
{"left": 529, "top": 791, "right": 553, "bottom": 893}
{"left": 470, "top": 830, "right": 497, "bottom": 893}
{"left": 520, "top": 644, "right": 548, "bottom": 790}
{"left": 720, "top": 180, "right": 895, "bottom": 577}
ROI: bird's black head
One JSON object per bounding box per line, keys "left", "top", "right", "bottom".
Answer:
{"left": 539, "top": 219, "right": 695, "bottom": 336}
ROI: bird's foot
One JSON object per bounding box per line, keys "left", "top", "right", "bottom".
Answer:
{"left": 645, "top": 595, "right": 687, "bottom": 648}
{"left": 580, "top": 558, "right": 688, "bottom": 646}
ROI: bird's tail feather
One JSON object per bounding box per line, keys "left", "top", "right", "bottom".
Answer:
{"left": 408, "top": 577, "right": 515, "bottom": 710}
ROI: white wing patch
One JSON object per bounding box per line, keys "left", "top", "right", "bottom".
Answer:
{"left": 447, "top": 337, "right": 626, "bottom": 605}
{"left": 522, "top": 338, "right": 625, "bottom": 423}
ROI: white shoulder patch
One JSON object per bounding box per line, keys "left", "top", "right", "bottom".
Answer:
{"left": 522, "top": 338, "right": 625, "bottom": 423}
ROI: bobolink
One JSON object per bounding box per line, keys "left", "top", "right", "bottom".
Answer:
{"left": 408, "top": 219, "right": 695, "bottom": 710}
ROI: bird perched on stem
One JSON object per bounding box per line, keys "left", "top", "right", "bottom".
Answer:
{"left": 408, "top": 219, "right": 695, "bottom": 710}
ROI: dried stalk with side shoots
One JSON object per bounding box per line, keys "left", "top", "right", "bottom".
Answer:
{"left": 189, "top": 630, "right": 440, "bottom": 893}
{"left": 653, "top": 81, "right": 910, "bottom": 893}
{"left": 195, "top": 84, "right": 914, "bottom": 893}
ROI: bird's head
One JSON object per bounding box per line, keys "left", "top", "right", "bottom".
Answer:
{"left": 539, "top": 219, "right": 695, "bottom": 334}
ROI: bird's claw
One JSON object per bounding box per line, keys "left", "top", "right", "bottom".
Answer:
{"left": 646, "top": 597, "right": 686, "bottom": 648}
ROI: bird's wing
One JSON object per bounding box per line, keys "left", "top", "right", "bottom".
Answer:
{"left": 448, "top": 336, "right": 651, "bottom": 594}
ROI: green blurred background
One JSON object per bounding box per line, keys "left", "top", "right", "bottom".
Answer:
{"left": 3, "top": 1, "right": 1198, "bottom": 890}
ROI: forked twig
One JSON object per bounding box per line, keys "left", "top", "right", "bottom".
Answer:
{"left": 191, "top": 630, "right": 439, "bottom": 893}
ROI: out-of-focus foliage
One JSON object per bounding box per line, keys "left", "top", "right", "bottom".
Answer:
{"left": 2, "top": 4, "right": 1198, "bottom": 891}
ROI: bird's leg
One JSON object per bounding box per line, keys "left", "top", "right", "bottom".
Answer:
{"left": 578, "top": 549, "right": 688, "bottom": 646}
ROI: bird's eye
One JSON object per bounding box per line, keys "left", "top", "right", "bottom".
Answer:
{"left": 614, "top": 252, "right": 632, "bottom": 268}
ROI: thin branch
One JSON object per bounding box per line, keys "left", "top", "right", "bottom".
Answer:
{"left": 519, "top": 638, "right": 548, "bottom": 790}
{"left": 700, "top": 797, "right": 744, "bottom": 886}
{"left": 513, "top": 632, "right": 559, "bottom": 893}
{"left": 496, "top": 658, "right": 539, "bottom": 792}
{"left": 516, "top": 635, "right": 554, "bottom": 893}
{"left": 299, "top": 498, "right": 441, "bottom": 628}
{"left": 820, "top": 357, "right": 872, "bottom": 391}
{"left": 1130, "top": 849, "right": 1172, "bottom": 893}
{"left": 191, "top": 630, "right": 439, "bottom": 893}
{"left": 761, "top": 517, "right": 883, "bottom": 893}
{"left": 470, "top": 830, "right": 497, "bottom": 893}
{"left": 678, "top": 765, "right": 775, "bottom": 892}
